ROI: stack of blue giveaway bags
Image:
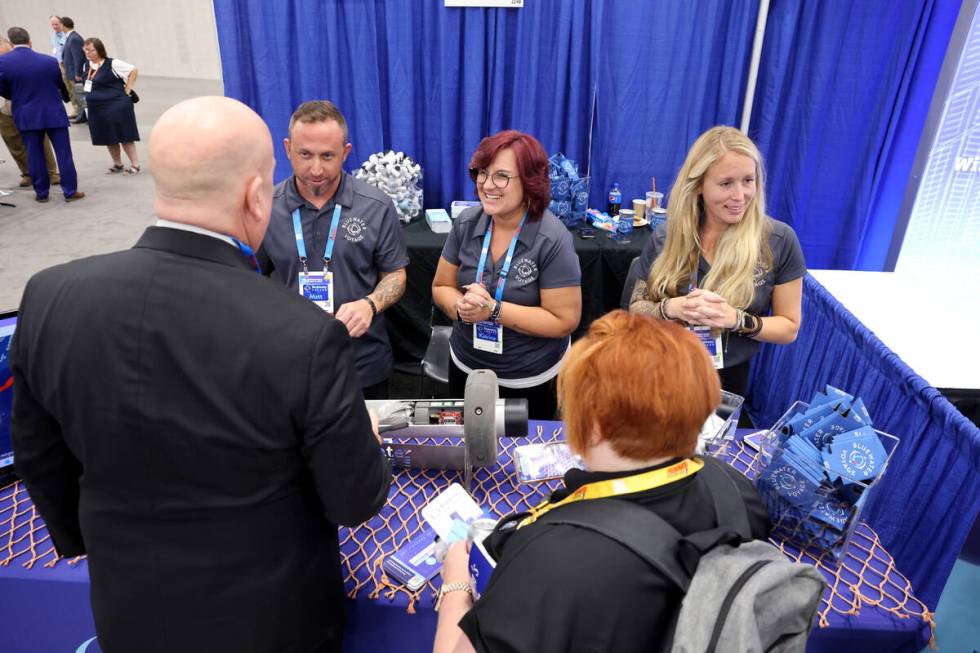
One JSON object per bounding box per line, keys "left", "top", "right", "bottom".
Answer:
{"left": 755, "top": 385, "right": 895, "bottom": 557}
{"left": 547, "top": 154, "right": 590, "bottom": 229}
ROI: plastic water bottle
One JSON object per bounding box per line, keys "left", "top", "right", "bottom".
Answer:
{"left": 607, "top": 182, "right": 622, "bottom": 216}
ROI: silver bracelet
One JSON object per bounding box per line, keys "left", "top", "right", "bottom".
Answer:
{"left": 434, "top": 581, "right": 473, "bottom": 611}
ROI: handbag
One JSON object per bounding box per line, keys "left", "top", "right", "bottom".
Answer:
{"left": 107, "top": 59, "right": 140, "bottom": 104}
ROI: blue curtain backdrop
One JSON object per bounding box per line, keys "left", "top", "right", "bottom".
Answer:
{"left": 591, "top": 1, "right": 759, "bottom": 207}
{"left": 213, "top": 0, "right": 759, "bottom": 220}
{"left": 748, "top": 0, "right": 961, "bottom": 269}
{"left": 214, "top": 0, "right": 959, "bottom": 271}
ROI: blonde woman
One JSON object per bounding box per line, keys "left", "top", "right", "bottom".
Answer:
{"left": 628, "top": 126, "right": 805, "bottom": 397}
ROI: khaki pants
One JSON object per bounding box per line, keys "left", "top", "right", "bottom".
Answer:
{"left": 61, "top": 65, "right": 85, "bottom": 117}
{"left": 0, "top": 112, "right": 60, "bottom": 183}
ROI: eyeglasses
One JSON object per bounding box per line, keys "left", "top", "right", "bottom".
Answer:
{"left": 469, "top": 168, "right": 517, "bottom": 189}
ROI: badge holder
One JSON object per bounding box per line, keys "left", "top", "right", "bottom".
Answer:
{"left": 690, "top": 325, "right": 724, "bottom": 369}
{"left": 473, "top": 320, "right": 503, "bottom": 355}
{"left": 299, "top": 269, "right": 334, "bottom": 314}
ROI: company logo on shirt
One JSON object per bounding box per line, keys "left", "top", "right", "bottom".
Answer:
{"left": 752, "top": 263, "right": 768, "bottom": 288}
{"left": 342, "top": 215, "right": 367, "bottom": 242}
{"left": 512, "top": 257, "right": 539, "bottom": 285}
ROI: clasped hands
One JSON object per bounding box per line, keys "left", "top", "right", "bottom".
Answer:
{"left": 668, "top": 289, "right": 738, "bottom": 330}
{"left": 456, "top": 283, "right": 494, "bottom": 324}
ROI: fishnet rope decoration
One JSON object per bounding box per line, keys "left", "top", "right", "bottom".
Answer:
{"left": 0, "top": 481, "right": 84, "bottom": 569}
{"left": 0, "top": 428, "right": 934, "bottom": 647}
{"left": 341, "top": 426, "right": 568, "bottom": 611}
{"left": 721, "top": 439, "right": 936, "bottom": 648}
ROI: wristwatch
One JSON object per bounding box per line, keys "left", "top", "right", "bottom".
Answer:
{"left": 489, "top": 300, "right": 502, "bottom": 323}
{"left": 434, "top": 581, "right": 474, "bottom": 611}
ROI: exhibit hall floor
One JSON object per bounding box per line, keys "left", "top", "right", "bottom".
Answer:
{"left": 0, "top": 76, "right": 223, "bottom": 312}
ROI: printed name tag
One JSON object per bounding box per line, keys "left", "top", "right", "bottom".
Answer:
{"left": 690, "top": 326, "right": 724, "bottom": 369}
{"left": 299, "top": 271, "right": 334, "bottom": 314}
{"left": 83, "top": 80, "right": 92, "bottom": 93}
{"left": 473, "top": 320, "right": 503, "bottom": 355}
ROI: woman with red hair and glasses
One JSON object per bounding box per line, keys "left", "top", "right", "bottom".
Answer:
{"left": 432, "top": 130, "right": 581, "bottom": 419}
{"left": 433, "top": 311, "right": 770, "bottom": 653}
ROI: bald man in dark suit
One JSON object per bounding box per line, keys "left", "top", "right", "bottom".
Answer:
{"left": 11, "top": 96, "right": 390, "bottom": 653}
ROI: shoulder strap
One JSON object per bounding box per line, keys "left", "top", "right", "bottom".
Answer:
{"left": 537, "top": 498, "right": 692, "bottom": 591}
{"left": 537, "top": 461, "right": 756, "bottom": 588}
{"left": 699, "top": 457, "right": 753, "bottom": 539}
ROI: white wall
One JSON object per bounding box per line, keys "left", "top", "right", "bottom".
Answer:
{"left": 0, "top": 0, "right": 222, "bottom": 80}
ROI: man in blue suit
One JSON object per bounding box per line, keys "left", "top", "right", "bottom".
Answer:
{"left": 0, "top": 27, "right": 84, "bottom": 203}
{"left": 59, "top": 16, "right": 86, "bottom": 123}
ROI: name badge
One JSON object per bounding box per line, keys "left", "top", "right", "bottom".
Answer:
{"left": 473, "top": 321, "right": 503, "bottom": 355}
{"left": 83, "top": 79, "right": 92, "bottom": 93}
{"left": 690, "top": 326, "right": 724, "bottom": 369}
{"left": 299, "top": 271, "right": 334, "bottom": 314}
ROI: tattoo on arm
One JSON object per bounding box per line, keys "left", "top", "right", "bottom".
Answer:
{"left": 628, "top": 280, "right": 661, "bottom": 317}
{"left": 630, "top": 279, "right": 649, "bottom": 306}
{"left": 369, "top": 269, "right": 407, "bottom": 312}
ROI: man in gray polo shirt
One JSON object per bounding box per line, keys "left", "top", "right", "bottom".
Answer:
{"left": 258, "top": 101, "right": 409, "bottom": 398}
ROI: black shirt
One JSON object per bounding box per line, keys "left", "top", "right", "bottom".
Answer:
{"left": 458, "top": 458, "right": 770, "bottom": 653}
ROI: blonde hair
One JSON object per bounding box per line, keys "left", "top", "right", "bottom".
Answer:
{"left": 647, "top": 126, "right": 772, "bottom": 309}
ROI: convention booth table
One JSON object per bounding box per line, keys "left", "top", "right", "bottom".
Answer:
{"left": 0, "top": 422, "right": 933, "bottom": 653}
{"left": 386, "top": 219, "right": 650, "bottom": 363}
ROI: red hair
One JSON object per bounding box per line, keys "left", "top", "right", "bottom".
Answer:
{"left": 469, "top": 130, "right": 551, "bottom": 221}
{"left": 558, "top": 311, "right": 721, "bottom": 460}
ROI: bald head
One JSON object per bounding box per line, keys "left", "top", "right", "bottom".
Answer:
{"left": 150, "top": 96, "right": 275, "bottom": 245}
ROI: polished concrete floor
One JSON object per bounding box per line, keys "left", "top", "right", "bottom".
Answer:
{"left": 0, "top": 76, "right": 223, "bottom": 312}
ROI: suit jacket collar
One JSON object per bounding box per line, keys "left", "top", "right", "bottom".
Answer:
{"left": 134, "top": 226, "right": 254, "bottom": 272}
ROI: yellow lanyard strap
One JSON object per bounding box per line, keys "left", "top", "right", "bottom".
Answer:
{"left": 519, "top": 457, "right": 704, "bottom": 528}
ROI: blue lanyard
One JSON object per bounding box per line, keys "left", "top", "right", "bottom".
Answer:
{"left": 230, "top": 237, "right": 260, "bottom": 274}
{"left": 476, "top": 214, "right": 527, "bottom": 304}
{"left": 292, "top": 205, "right": 342, "bottom": 272}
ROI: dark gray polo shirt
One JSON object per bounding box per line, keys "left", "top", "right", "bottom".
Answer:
{"left": 442, "top": 207, "right": 581, "bottom": 384}
{"left": 629, "top": 218, "right": 806, "bottom": 368}
{"left": 258, "top": 173, "right": 409, "bottom": 387}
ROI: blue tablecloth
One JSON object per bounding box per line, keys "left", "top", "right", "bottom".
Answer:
{"left": 0, "top": 422, "right": 932, "bottom": 652}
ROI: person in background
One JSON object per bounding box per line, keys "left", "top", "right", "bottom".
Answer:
{"left": 11, "top": 96, "right": 390, "bottom": 653}
{"left": 0, "top": 27, "right": 83, "bottom": 202}
{"left": 258, "top": 100, "right": 409, "bottom": 398}
{"left": 0, "top": 37, "right": 60, "bottom": 188}
{"left": 433, "top": 311, "right": 770, "bottom": 653}
{"left": 59, "top": 16, "right": 86, "bottom": 123}
{"left": 48, "top": 15, "right": 75, "bottom": 120}
{"left": 432, "top": 130, "right": 581, "bottom": 419}
{"left": 49, "top": 15, "right": 65, "bottom": 59}
{"left": 628, "top": 126, "right": 805, "bottom": 400}
{"left": 81, "top": 37, "right": 140, "bottom": 174}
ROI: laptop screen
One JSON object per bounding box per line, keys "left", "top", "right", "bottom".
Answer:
{"left": 0, "top": 310, "right": 16, "bottom": 477}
